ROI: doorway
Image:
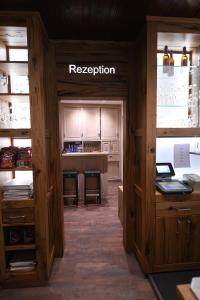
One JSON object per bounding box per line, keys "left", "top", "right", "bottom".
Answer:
{"left": 59, "top": 97, "right": 125, "bottom": 215}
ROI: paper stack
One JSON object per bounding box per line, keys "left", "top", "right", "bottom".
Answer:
{"left": 3, "top": 177, "right": 33, "bottom": 200}
{"left": 183, "top": 173, "right": 200, "bottom": 191}
{"left": 9, "top": 250, "right": 36, "bottom": 272}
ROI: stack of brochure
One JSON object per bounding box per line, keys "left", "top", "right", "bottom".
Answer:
{"left": 3, "top": 177, "right": 33, "bottom": 200}
{"left": 183, "top": 173, "right": 200, "bottom": 190}
{"left": 9, "top": 251, "right": 36, "bottom": 272}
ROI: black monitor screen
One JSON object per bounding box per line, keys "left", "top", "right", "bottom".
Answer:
{"left": 156, "top": 179, "right": 193, "bottom": 194}
{"left": 156, "top": 162, "right": 175, "bottom": 177}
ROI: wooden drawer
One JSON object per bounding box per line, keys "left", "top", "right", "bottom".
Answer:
{"left": 2, "top": 208, "right": 35, "bottom": 224}
{"left": 156, "top": 201, "right": 200, "bottom": 217}
{"left": 108, "top": 154, "right": 120, "bottom": 161}
{"left": 156, "top": 190, "right": 200, "bottom": 203}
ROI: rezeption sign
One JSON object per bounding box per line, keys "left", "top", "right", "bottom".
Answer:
{"left": 69, "top": 64, "right": 116, "bottom": 76}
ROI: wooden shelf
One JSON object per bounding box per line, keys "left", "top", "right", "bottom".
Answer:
{"left": 5, "top": 244, "right": 36, "bottom": 251}
{"left": 4, "top": 269, "right": 37, "bottom": 282}
{"left": 0, "top": 128, "right": 31, "bottom": 138}
{"left": 157, "top": 128, "right": 200, "bottom": 137}
{"left": 0, "top": 61, "right": 28, "bottom": 76}
{"left": 0, "top": 167, "right": 32, "bottom": 171}
{"left": 1, "top": 199, "right": 34, "bottom": 209}
{"left": 0, "top": 94, "right": 29, "bottom": 98}
{"left": 3, "top": 223, "right": 35, "bottom": 227}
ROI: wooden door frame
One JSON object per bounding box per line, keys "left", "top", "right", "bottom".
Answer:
{"left": 57, "top": 96, "right": 130, "bottom": 253}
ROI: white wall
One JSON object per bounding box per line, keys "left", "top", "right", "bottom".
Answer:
{"left": 156, "top": 137, "right": 200, "bottom": 178}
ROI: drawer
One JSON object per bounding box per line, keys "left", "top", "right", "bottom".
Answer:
{"left": 156, "top": 201, "right": 200, "bottom": 217}
{"left": 101, "top": 141, "right": 110, "bottom": 152}
{"left": 110, "top": 141, "right": 119, "bottom": 153}
{"left": 2, "top": 208, "right": 35, "bottom": 224}
{"left": 156, "top": 190, "right": 200, "bottom": 203}
{"left": 108, "top": 154, "right": 120, "bottom": 161}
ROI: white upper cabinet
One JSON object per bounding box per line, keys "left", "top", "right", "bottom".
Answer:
{"left": 63, "top": 107, "right": 82, "bottom": 140}
{"left": 101, "top": 108, "right": 120, "bottom": 140}
{"left": 82, "top": 107, "right": 100, "bottom": 140}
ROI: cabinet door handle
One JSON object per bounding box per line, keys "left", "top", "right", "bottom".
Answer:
{"left": 176, "top": 217, "right": 182, "bottom": 235}
{"left": 170, "top": 207, "right": 192, "bottom": 212}
{"left": 186, "top": 217, "right": 192, "bottom": 234}
{"left": 8, "top": 215, "right": 25, "bottom": 219}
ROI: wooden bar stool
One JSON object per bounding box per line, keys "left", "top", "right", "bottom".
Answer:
{"left": 84, "top": 170, "right": 101, "bottom": 205}
{"left": 63, "top": 170, "right": 79, "bottom": 206}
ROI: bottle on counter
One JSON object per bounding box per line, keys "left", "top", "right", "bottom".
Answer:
{"left": 169, "top": 50, "right": 174, "bottom": 66}
{"left": 163, "top": 45, "right": 169, "bottom": 65}
{"left": 163, "top": 45, "right": 169, "bottom": 73}
{"left": 168, "top": 50, "right": 174, "bottom": 76}
{"left": 181, "top": 46, "right": 188, "bottom": 66}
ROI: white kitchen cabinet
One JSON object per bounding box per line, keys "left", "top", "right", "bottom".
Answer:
{"left": 101, "top": 140, "right": 119, "bottom": 153}
{"left": 63, "top": 107, "right": 100, "bottom": 141}
{"left": 63, "top": 107, "right": 82, "bottom": 140}
{"left": 107, "top": 161, "right": 120, "bottom": 180}
{"left": 82, "top": 107, "right": 100, "bottom": 140}
{"left": 101, "top": 141, "right": 110, "bottom": 152}
{"left": 101, "top": 108, "right": 120, "bottom": 140}
{"left": 110, "top": 141, "right": 119, "bottom": 153}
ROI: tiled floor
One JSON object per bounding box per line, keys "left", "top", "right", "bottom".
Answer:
{"left": 0, "top": 182, "right": 156, "bottom": 300}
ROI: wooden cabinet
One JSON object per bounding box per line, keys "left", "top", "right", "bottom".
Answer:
{"left": 0, "top": 12, "right": 60, "bottom": 287}
{"left": 82, "top": 107, "right": 100, "bottom": 140}
{"left": 155, "top": 196, "right": 200, "bottom": 270}
{"left": 102, "top": 141, "right": 120, "bottom": 180}
{"left": 63, "top": 107, "right": 82, "bottom": 140}
{"left": 107, "top": 160, "right": 120, "bottom": 179}
{"left": 155, "top": 209, "right": 200, "bottom": 268}
{"left": 63, "top": 107, "right": 100, "bottom": 140}
{"left": 131, "top": 16, "right": 200, "bottom": 274}
{"left": 101, "top": 108, "right": 120, "bottom": 140}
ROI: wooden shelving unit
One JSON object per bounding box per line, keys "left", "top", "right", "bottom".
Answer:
{"left": 0, "top": 61, "right": 28, "bottom": 75}
{"left": 157, "top": 128, "right": 200, "bottom": 137}
{"left": 0, "top": 12, "right": 60, "bottom": 287}
{"left": 5, "top": 244, "right": 36, "bottom": 251}
{"left": 130, "top": 16, "right": 200, "bottom": 274}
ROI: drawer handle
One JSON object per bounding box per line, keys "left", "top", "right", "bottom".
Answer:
{"left": 170, "top": 207, "right": 192, "bottom": 212}
{"left": 8, "top": 215, "right": 26, "bottom": 219}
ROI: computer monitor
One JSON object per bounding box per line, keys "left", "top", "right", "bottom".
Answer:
{"left": 156, "top": 162, "right": 175, "bottom": 178}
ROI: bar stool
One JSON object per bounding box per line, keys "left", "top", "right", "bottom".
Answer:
{"left": 84, "top": 170, "right": 101, "bottom": 205}
{"left": 63, "top": 170, "right": 79, "bottom": 206}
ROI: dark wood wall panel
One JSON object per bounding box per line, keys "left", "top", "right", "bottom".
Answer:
{"left": 43, "top": 41, "right": 63, "bottom": 262}
{"left": 55, "top": 41, "right": 130, "bottom": 97}
{"left": 57, "top": 81, "right": 128, "bottom": 98}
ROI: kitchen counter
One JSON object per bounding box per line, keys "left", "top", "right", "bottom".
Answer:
{"left": 62, "top": 151, "right": 108, "bottom": 157}
{"left": 62, "top": 151, "right": 108, "bottom": 173}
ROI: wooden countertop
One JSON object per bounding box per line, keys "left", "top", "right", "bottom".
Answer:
{"left": 62, "top": 152, "right": 108, "bottom": 157}
{"left": 176, "top": 284, "right": 196, "bottom": 300}
{"left": 62, "top": 152, "right": 108, "bottom": 173}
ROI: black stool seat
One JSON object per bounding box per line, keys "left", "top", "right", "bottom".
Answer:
{"left": 84, "top": 170, "right": 101, "bottom": 205}
{"left": 63, "top": 170, "right": 78, "bottom": 177}
{"left": 63, "top": 170, "right": 79, "bottom": 206}
{"left": 84, "top": 170, "right": 101, "bottom": 175}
